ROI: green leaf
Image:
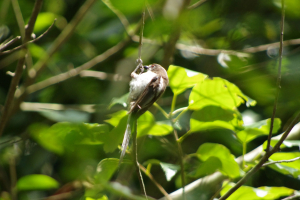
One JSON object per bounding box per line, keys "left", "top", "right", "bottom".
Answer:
{"left": 160, "top": 162, "right": 180, "bottom": 181}
{"left": 95, "top": 158, "right": 119, "bottom": 183}
{"left": 167, "top": 65, "right": 207, "bottom": 95}
{"left": 105, "top": 110, "right": 127, "bottom": 127}
{"left": 196, "top": 143, "right": 240, "bottom": 178}
{"left": 109, "top": 93, "right": 129, "bottom": 109}
{"left": 33, "top": 12, "right": 57, "bottom": 32}
{"left": 189, "top": 77, "right": 256, "bottom": 110}
{"left": 17, "top": 174, "right": 59, "bottom": 191}
{"left": 190, "top": 157, "right": 222, "bottom": 178}
{"left": 137, "top": 111, "right": 173, "bottom": 137}
{"left": 190, "top": 106, "right": 243, "bottom": 133}
{"left": 238, "top": 118, "right": 281, "bottom": 143}
{"left": 267, "top": 152, "right": 300, "bottom": 178}
{"left": 29, "top": 122, "right": 109, "bottom": 154}
{"left": 221, "top": 182, "right": 294, "bottom": 200}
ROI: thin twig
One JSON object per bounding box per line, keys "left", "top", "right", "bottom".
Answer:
{"left": 28, "top": 0, "right": 96, "bottom": 79}
{"left": 26, "top": 39, "right": 129, "bottom": 94}
{"left": 282, "top": 194, "right": 300, "bottom": 200}
{"left": 153, "top": 103, "right": 169, "bottom": 119}
{"left": 139, "top": 164, "right": 172, "bottom": 200}
{"left": 219, "top": 112, "right": 300, "bottom": 200}
{"left": 0, "top": 36, "right": 21, "bottom": 51}
{"left": 263, "top": 157, "right": 300, "bottom": 167}
{"left": 266, "top": 0, "right": 285, "bottom": 153}
{"left": 169, "top": 94, "right": 186, "bottom": 200}
{"left": 187, "top": 0, "right": 207, "bottom": 9}
{"left": 0, "top": 20, "right": 56, "bottom": 55}
{"left": 0, "top": 0, "right": 43, "bottom": 138}
{"left": 102, "top": 0, "right": 131, "bottom": 36}
{"left": 132, "top": 119, "right": 148, "bottom": 198}
{"left": 11, "top": 0, "right": 25, "bottom": 40}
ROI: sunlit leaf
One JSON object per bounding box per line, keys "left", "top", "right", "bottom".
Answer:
{"left": 190, "top": 106, "right": 243, "bottom": 133}
{"left": 190, "top": 157, "right": 222, "bottom": 178}
{"left": 137, "top": 111, "right": 173, "bottom": 137}
{"left": 17, "top": 174, "right": 59, "bottom": 191}
{"left": 238, "top": 118, "right": 281, "bottom": 143}
{"left": 160, "top": 162, "right": 180, "bottom": 181}
{"left": 196, "top": 143, "right": 240, "bottom": 178}
{"left": 266, "top": 152, "right": 300, "bottom": 178}
{"left": 167, "top": 65, "right": 207, "bottom": 95}
{"left": 33, "top": 12, "right": 57, "bottom": 32}
{"left": 95, "top": 158, "right": 119, "bottom": 182}
{"left": 105, "top": 110, "right": 127, "bottom": 127}
{"left": 189, "top": 77, "right": 256, "bottom": 110}
{"left": 221, "top": 182, "right": 294, "bottom": 200}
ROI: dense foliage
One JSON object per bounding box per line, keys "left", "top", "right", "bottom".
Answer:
{"left": 1, "top": 0, "right": 300, "bottom": 199}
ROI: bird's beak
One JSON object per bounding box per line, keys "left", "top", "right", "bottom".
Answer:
{"left": 144, "top": 65, "right": 149, "bottom": 70}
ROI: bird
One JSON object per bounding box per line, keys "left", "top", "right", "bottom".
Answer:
{"left": 120, "top": 63, "right": 169, "bottom": 164}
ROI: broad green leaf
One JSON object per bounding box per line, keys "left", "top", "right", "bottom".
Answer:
{"left": 167, "top": 65, "right": 207, "bottom": 95}
{"left": 86, "top": 196, "right": 108, "bottom": 200}
{"left": 267, "top": 152, "right": 300, "bottom": 178}
{"left": 189, "top": 77, "right": 256, "bottom": 110}
{"left": 137, "top": 111, "right": 173, "bottom": 137}
{"left": 190, "top": 157, "right": 222, "bottom": 178}
{"left": 105, "top": 110, "right": 127, "bottom": 127}
{"left": 196, "top": 143, "right": 240, "bottom": 178}
{"left": 109, "top": 93, "right": 129, "bottom": 109}
{"left": 221, "top": 182, "right": 294, "bottom": 200}
{"left": 17, "top": 174, "right": 59, "bottom": 191}
{"left": 33, "top": 12, "right": 57, "bottom": 32}
{"left": 95, "top": 158, "right": 119, "bottom": 183}
{"left": 29, "top": 122, "right": 109, "bottom": 154}
{"left": 238, "top": 118, "right": 281, "bottom": 143}
{"left": 160, "top": 162, "right": 180, "bottom": 181}
{"left": 190, "top": 106, "right": 243, "bottom": 133}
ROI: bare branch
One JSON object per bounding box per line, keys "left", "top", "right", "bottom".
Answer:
{"left": 0, "top": 20, "right": 56, "bottom": 55}
{"left": 263, "top": 157, "right": 300, "bottom": 167}
{"left": 0, "top": 36, "right": 21, "bottom": 51}
{"left": 187, "top": 0, "right": 207, "bottom": 10}
{"left": 139, "top": 164, "right": 172, "bottom": 200}
{"left": 0, "top": 0, "right": 43, "bottom": 138}
{"left": 219, "top": 112, "right": 300, "bottom": 200}
{"left": 266, "top": 0, "right": 285, "bottom": 153}
{"left": 80, "top": 70, "right": 130, "bottom": 82}
{"left": 282, "top": 194, "right": 300, "bottom": 200}
{"left": 26, "top": 39, "right": 129, "bottom": 94}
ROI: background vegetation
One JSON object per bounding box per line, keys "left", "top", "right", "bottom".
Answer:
{"left": 1, "top": 0, "right": 300, "bottom": 199}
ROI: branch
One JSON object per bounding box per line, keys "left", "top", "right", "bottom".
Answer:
{"left": 266, "top": 0, "right": 285, "bottom": 153}
{"left": 219, "top": 112, "right": 300, "bottom": 200}
{"left": 0, "top": 36, "right": 21, "bottom": 51}
{"left": 0, "top": 20, "right": 56, "bottom": 55}
{"left": 263, "top": 157, "right": 300, "bottom": 167}
{"left": 80, "top": 70, "right": 130, "bottom": 82}
{"left": 282, "top": 194, "right": 300, "bottom": 200}
{"left": 187, "top": 0, "right": 207, "bottom": 9}
{"left": 161, "top": 122, "right": 300, "bottom": 200}
{"left": 26, "top": 39, "right": 129, "bottom": 94}
{"left": 139, "top": 164, "right": 172, "bottom": 200}
{"left": 0, "top": 0, "right": 43, "bottom": 138}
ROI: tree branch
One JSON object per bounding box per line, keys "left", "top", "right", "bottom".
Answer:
{"left": 266, "top": 0, "right": 285, "bottom": 153}
{"left": 0, "top": 20, "right": 56, "bottom": 55}
{"left": 0, "top": 0, "right": 43, "bottom": 138}
{"left": 219, "top": 112, "right": 300, "bottom": 200}
{"left": 263, "top": 157, "right": 300, "bottom": 167}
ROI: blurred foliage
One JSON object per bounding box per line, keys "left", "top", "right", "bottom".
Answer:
{"left": 1, "top": 0, "right": 300, "bottom": 199}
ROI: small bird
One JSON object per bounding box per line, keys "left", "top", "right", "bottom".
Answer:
{"left": 120, "top": 64, "right": 169, "bottom": 163}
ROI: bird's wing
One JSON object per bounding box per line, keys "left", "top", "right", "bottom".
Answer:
{"left": 128, "top": 75, "right": 161, "bottom": 115}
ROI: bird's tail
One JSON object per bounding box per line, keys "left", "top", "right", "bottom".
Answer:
{"left": 120, "top": 114, "right": 131, "bottom": 164}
